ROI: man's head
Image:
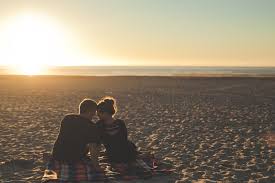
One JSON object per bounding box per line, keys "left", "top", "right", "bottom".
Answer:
{"left": 79, "top": 99, "right": 97, "bottom": 120}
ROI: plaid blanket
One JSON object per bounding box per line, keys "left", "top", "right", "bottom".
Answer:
{"left": 42, "top": 151, "right": 174, "bottom": 183}
{"left": 42, "top": 157, "right": 106, "bottom": 183}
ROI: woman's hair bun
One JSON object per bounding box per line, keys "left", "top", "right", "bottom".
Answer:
{"left": 97, "top": 96, "right": 117, "bottom": 115}
{"left": 104, "top": 98, "right": 114, "bottom": 106}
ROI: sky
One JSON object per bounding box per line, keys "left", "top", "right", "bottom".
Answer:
{"left": 0, "top": 0, "right": 275, "bottom": 67}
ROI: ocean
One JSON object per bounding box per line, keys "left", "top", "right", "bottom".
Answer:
{"left": 1, "top": 66, "right": 275, "bottom": 76}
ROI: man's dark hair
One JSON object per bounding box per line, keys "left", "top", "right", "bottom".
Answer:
{"left": 79, "top": 99, "right": 97, "bottom": 114}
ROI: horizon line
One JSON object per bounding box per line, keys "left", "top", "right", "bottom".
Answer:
{"left": 1, "top": 65, "right": 275, "bottom": 68}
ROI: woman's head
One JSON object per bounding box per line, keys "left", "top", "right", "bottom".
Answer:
{"left": 97, "top": 96, "right": 117, "bottom": 120}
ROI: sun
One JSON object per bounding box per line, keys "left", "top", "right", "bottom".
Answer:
{"left": 18, "top": 64, "right": 45, "bottom": 75}
{"left": 7, "top": 63, "right": 48, "bottom": 75}
{"left": 0, "top": 13, "right": 78, "bottom": 75}
{"left": 21, "top": 65, "right": 41, "bottom": 75}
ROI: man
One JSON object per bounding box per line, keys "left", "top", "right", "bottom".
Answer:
{"left": 52, "top": 99, "right": 99, "bottom": 162}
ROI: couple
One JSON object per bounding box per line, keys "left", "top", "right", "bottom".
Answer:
{"left": 52, "top": 97, "right": 137, "bottom": 167}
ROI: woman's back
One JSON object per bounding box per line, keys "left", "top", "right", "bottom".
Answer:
{"left": 97, "top": 119, "right": 137, "bottom": 163}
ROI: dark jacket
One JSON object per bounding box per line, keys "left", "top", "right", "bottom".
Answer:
{"left": 52, "top": 114, "right": 99, "bottom": 162}
{"left": 96, "top": 119, "right": 137, "bottom": 163}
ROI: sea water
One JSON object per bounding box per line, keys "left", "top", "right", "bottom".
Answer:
{"left": 1, "top": 66, "right": 275, "bottom": 76}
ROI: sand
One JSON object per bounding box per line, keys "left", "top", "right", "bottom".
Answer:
{"left": 0, "top": 76, "right": 274, "bottom": 183}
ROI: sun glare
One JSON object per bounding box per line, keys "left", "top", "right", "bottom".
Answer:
{"left": 18, "top": 64, "right": 45, "bottom": 75}
{"left": 0, "top": 13, "right": 78, "bottom": 75}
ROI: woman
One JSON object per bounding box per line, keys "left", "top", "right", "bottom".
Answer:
{"left": 96, "top": 97, "right": 138, "bottom": 163}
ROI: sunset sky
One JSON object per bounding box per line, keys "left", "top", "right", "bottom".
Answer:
{"left": 0, "top": 0, "right": 274, "bottom": 68}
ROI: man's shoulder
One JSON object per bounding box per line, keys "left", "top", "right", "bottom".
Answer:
{"left": 63, "top": 113, "right": 80, "bottom": 121}
{"left": 62, "top": 114, "right": 90, "bottom": 124}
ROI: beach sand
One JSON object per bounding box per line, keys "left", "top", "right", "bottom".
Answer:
{"left": 0, "top": 76, "right": 274, "bottom": 182}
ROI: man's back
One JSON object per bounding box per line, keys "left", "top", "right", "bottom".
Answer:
{"left": 52, "top": 114, "right": 99, "bottom": 162}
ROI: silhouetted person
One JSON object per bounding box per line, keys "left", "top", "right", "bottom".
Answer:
{"left": 96, "top": 97, "right": 138, "bottom": 163}
{"left": 52, "top": 99, "right": 99, "bottom": 162}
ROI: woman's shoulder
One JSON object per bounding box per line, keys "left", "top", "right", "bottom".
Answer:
{"left": 96, "top": 119, "right": 125, "bottom": 128}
